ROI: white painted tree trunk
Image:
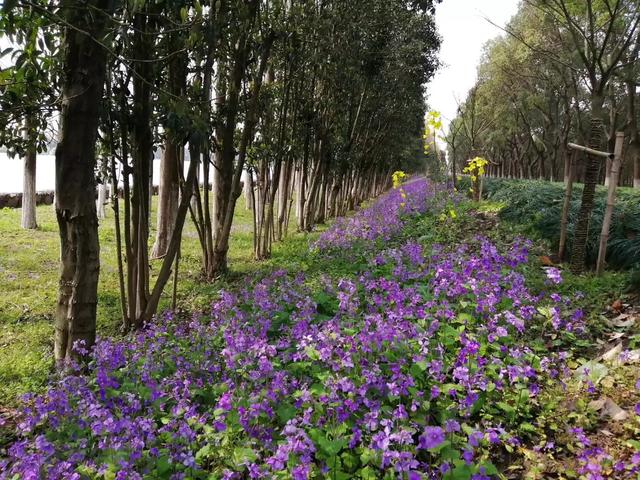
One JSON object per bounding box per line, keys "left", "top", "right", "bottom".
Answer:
{"left": 96, "top": 182, "right": 107, "bottom": 219}
{"left": 243, "top": 170, "right": 253, "bottom": 210}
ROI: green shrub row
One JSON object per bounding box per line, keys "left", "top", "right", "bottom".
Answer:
{"left": 457, "top": 176, "right": 640, "bottom": 270}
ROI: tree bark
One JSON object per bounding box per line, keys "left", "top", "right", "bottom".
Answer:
{"left": 558, "top": 150, "right": 576, "bottom": 261}
{"left": 129, "top": 12, "right": 154, "bottom": 325}
{"left": 96, "top": 181, "right": 107, "bottom": 220}
{"left": 626, "top": 80, "right": 640, "bottom": 189}
{"left": 54, "top": 0, "right": 111, "bottom": 365}
{"left": 596, "top": 132, "right": 624, "bottom": 275}
{"left": 570, "top": 94, "right": 605, "bottom": 274}
{"left": 151, "top": 138, "right": 180, "bottom": 258}
{"left": 21, "top": 120, "right": 37, "bottom": 229}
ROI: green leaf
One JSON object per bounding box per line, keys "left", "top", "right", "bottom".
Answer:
{"left": 575, "top": 361, "right": 609, "bottom": 385}
{"left": 276, "top": 403, "right": 297, "bottom": 423}
{"left": 233, "top": 447, "right": 257, "bottom": 465}
{"left": 359, "top": 466, "right": 378, "bottom": 480}
{"left": 305, "top": 345, "right": 320, "bottom": 360}
{"left": 156, "top": 455, "right": 172, "bottom": 475}
{"left": 360, "top": 447, "right": 377, "bottom": 466}
{"left": 496, "top": 401, "right": 515, "bottom": 415}
{"left": 196, "top": 445, "right": 212, "bottom": 462}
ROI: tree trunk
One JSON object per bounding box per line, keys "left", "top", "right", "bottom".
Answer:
{"left": 152, "top": 138, "right": 180, "bottom": 258}
{"left": 96, "top": 181, "right": 107, "bottom": 220}
{"left": 21, "top": 121, "right": 37, "bottom": 229}
{"left": 596, "top": 132, "right": 624, "bottom": 275}
{"left": 210, "top": 28, "right": 273, "bottom": 276}
{"left": 626, "top": 80, "right": 640, "bottom": 188}
{"left": 54, "top": 0, "right": 110, "bottom": 365}
{"left": 570, "top": 94, "right": 605, "bottom": 274}
{"left": 558, "top": 150, "right": 576, "bottom": 261}
{"left": 243, "top": 170, "right": 254, "bottom": 210}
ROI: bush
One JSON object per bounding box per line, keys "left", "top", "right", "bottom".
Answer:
{"left": 457, "top": 177, "right": 640, "bottom": 269}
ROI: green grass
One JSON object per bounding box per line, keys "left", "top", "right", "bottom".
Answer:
{"left": 0, "top": 197, "right": 325, "bottom": 405}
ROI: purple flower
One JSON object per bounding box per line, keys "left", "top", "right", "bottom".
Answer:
{"left": 545, "top": 267, "right": 563, "bottom": 285}
{"left": 419, "top": 426, "right": 445, "bottom": 450}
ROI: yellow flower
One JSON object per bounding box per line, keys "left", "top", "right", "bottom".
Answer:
{"left": 449, "top": 209, "right": 457, "bottom": 219}
{"left": 392, "top": 171, "right": 407, "bottom": 190}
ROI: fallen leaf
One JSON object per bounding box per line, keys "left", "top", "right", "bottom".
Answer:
{"left": 612, "top": 299, "right": 624, "bottom": 313}
{"left": 604, "top": 314, "right": 636, "bottom": 328}
{"left": 602, "top": 398, "right": 629, "bottom": 421}
{"left": 601, "top": 343, "right": 623, "bottom": 362}
{"left": 589, "top": 397, "right": 629, "bottom": 421}
{"left": 540, "top": 255, "right": 554, "bottom": 266}
{"left": 607, "top": 332, "right": 625, "bottom": 341}
{"left": 589, "top": 398, "right": 606, "bottom": 411}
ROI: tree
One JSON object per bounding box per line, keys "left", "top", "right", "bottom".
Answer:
{"left": 536, "top": 0, "right": 640, "bottom": 273}
{"left": 53, "top": 0, "right": 115, "bottom": 364}
{"left": 0, "top": 3, "right": 59, "bottom": 230}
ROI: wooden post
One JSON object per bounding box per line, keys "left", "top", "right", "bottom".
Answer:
{"left": 558, "top": 149, "right": 576, "bottom": 261}
{"left": 596, "top": 132, "right": 624, "bottom": 276}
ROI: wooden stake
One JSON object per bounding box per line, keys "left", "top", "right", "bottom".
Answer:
{"left": 567, "top": 142, "right": 614, "bottom": 159}
{"left": 558, "top": 150, "right": 576, "bottom": 261}
{"left": 596, "top": 132, "right": 625, "bottom": 276}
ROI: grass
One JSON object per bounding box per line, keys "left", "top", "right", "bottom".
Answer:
{"left": 0, "top": 197, "right": 326, "bottom": 405}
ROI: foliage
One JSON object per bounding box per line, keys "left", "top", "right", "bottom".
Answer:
{"left": 458, "top": 177, "right": 640, "bottom": 271}
{"left": 462, "top": 158, "right": 488, "bottom": 202}
{"left": 3, "top": 180, "right": 639, "bottom": 479}
{"left": 0, "top": 196, "right": 327, "bottom": 406}
{"left": 446, "top": 0, "right": 640, "bottom": 187}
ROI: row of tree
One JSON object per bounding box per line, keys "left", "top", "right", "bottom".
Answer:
{"left": 0, "top": 0, "right": 441, "bottom": 363}
{"left": 443, "top": 0, "right": 640, "bottom": 274}
{"left": 446, "top": 0, "right": 640, "bottom": 187}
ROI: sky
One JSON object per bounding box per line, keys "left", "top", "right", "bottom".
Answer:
{"left": 427, "top": 0, "right": 520, "bottom": 135}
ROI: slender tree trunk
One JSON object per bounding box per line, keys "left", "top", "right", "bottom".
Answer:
{"left": 276, "top": 158, "right": 291, "bottom": 240}
{"left": 596, "top": 132, "right": 624, "bottom": 275}
{"left": 625, "top": 80, "right": 640, "bottom": 189}
{"left": 21, "top": 120, "right": 37, "bottom": 229}
{"left": 97, "top": 183, "right": 107, "bottom": 220}
{"left": 54, "top": 0, "right": 111, "bottom": 365}
{"left": 243, "top": 170, "right": 254, "bottom": 210}
{"left": 129, "top": 13, "right": 154, "bottom": 325}
{"left": 141, "top": 144, "right": 200, "bottom": 323}
{"left": 559, "top": 150, "right": 576, "bottom": 261}
{"left": 211, "top": 28, "right": 273, "bottom": 275}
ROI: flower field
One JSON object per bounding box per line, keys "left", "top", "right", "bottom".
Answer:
{"left": 1, "top": 179, "right": 639, "bottom": 479}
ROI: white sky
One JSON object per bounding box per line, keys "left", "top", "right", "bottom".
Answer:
{"left": 427, "top": 0, "right": 520, "bottom": 135}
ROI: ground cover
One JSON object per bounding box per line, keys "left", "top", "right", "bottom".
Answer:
{"left": 1, "top": 179, "right": 639, "bottom": 479}
{"left": 456, "top": 177, "right": 640, "bottom": 272}
{"left": 0, "top": 199, "right": 320, "bottom": 405}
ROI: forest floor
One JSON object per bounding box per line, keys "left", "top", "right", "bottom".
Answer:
{"left": 0, "top": 197, "right": 326, "bottom": 405}
{"left": 1, "top": 179, "right": 639, "bottom": 479}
